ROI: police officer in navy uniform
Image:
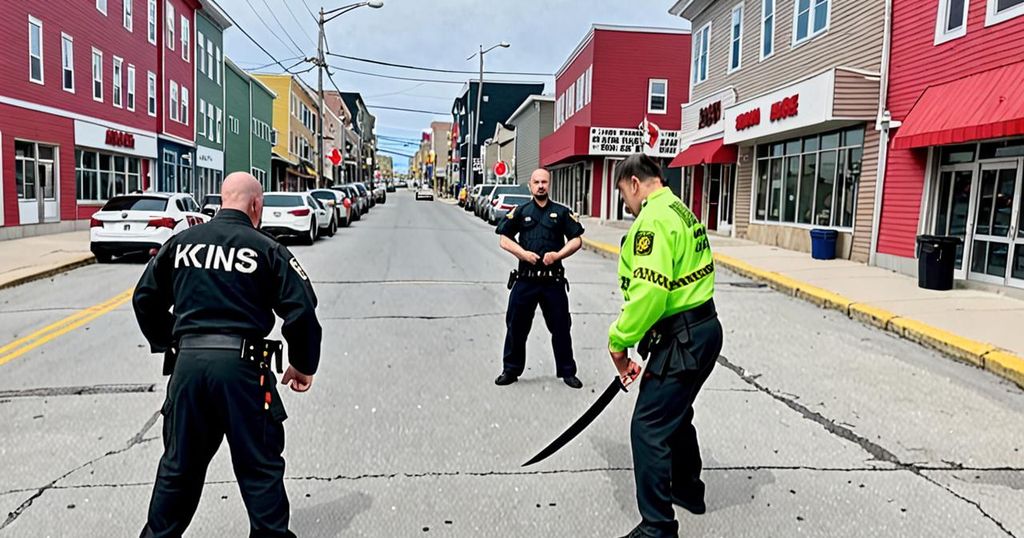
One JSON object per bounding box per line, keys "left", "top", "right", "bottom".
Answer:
{"left": 494, "top": 168, "right": 585, "bottom": 389}
{"left": 133, "top": 172, "right": 322, "bottom": 538}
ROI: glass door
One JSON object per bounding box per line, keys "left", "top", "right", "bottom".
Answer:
{"left": 933, "top": 167, "right": 975, "bottom": 278}
{"left": 969, "top": 162, "right": 1021, "bottom": 285}
{"left": 706, "top": 164, "right": 721, "bottom": 231}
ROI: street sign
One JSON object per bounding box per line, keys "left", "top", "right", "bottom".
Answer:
{"left": 472, "top": 158, "right": 482, "bottom": 172}
{"left": 494, "top": 161, "right": 509, "bottom": 177}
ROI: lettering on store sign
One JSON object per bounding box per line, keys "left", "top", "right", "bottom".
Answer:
{"left": 105, "top": 129, "right": 136, "bottom": 149}
{"left": 699, "top": 102, "right": 722, "bottom": 129}
{"left": 735, "top": 109, "right": 761, "bottom": 131}
{"left": 770, "top": 95, "right": 799, "bottom": 122}
{"left": 589, "top": 128, "right": 682, "bottom": 157}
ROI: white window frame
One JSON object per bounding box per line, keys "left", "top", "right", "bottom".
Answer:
{"left": 935, "top": 0, "right": 970, "bottom": 44}
{"left": 124, "top": 0, "right": 133, "bottom": 31}
{"left": 28, "top": 16, "right": 44, "bottom": 85}
{"left": 147, "top": 0, "right": 156, "bottom": 45}
{"left": 197, "top": 32, "right": 205, "bottom": 74}
{"left": 692, "top": 22, "right": 711, "bottom": 86}
{"left": 147, "top": 70, "right": 157, "bottom": 116}
{"left": 181, "top": 86, "right": 189, "bottom": 126}
{"left": 729, "top": 3, "right": 745, "bottom": 73}
{"left": 216, "top": 108, "right": 223, "bottom": 143}
{"left": 166, "top": 2, "right": 175, "bottom": 51}
{"left": 127, "top": 65, "right": 136, "bottom": 111}
{"left": 92, "top": 48, "right": 104, "bottom": 102}
{"left": 207, "top": 102, "right": 214, "bottom": 141}
{"left": 181, "top": 16, "right": 189, "bottom": 62}
{"left": 793, "top": 0, "right": 830, "bottom": 45}
{"left": 97, "top": 0, "right": 107, "bottom": 15}
{"left": 986, "top": 0, "right": 1024, "bottom": 25}
{"left": 761, "top": 0, "right": 776, "bottom": 60}
{"left": 61, "top": 33, "right": 74, "bottom": 93}
{"left": 169, "top": 81, "right": 179, "bottom": 122}
{"left": 112, "top": 56, "right": 123, "bottom": 108}
{"left": 207, "top": 38, "right": 214, "bottom": 80}
{"left": 215, "top": 46, "right": 222, "bottom": 85}
{"left": 647, "top": 79, "right": 668, "bottom": 114}
{"left": 198, "top": 98, "right": 207, "bottom": 135}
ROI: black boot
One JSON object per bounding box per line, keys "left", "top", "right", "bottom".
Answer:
{"left": 562, "top": 375, "right": 583, "bottom": 389}
{"left": 494, "top": 372, "right": 518, "bottom": 386}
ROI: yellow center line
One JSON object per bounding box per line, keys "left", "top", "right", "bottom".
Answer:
{"left": 0, "top": 288, "right": 135, "bottom": 367}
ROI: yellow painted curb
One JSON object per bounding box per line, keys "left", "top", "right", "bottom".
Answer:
{"left": 581, "top": 238, "right": 620, "bottom": 258}
{"left": 890, "top": 317, "right": 995, "bottom": 368}
{"left": 983, "top": 351, "right": 1024, "bottom": 389}
{"left": 849, "top": 303, "right": 900, "bottom": 329}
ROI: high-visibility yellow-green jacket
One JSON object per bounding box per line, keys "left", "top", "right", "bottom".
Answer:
{"left": 608, "top": 187, "right": 715, "bottom": 353}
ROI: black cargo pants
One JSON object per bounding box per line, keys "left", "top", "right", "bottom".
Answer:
{"left": 501, "top": 277, "right": 577, "bottom": 378}
{"left": 141, "top": 347, "right": 293, "bottom": 538}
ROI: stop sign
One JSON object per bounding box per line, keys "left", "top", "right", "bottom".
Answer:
{"left": 494, "top": 161, "right": 508, "bottom": 177}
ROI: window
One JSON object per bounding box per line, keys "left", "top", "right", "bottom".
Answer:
{"left": 692, "top": 23, "right": 711, "bottom": 85}
{"left": 97, "top": 0, "right": 107, "bottom": 15}
{"left": 935, "top": 0, "right": 970, "bottom": 43}
{"left": 165, "top": 2, "right": 175, "bottom": 51}
{"left": 147, "top": 71, "right": 156, "bottom": 116}
{"left": 761, "top": 0, "right": 775, "bottom": 59}
{"left": 198, "top": 98, "right": 206, "bottom": 135}
{"left": 124, "top": 0, "right": 133, "bottom": 31}
{"left": 112, "top": 57, "right": 123, "bottom": 108}
{"left": 987, "top": 0, "right": 1024, "bottom": 25}
{"left": 181, "top": 86, "right": 189, "bottom": 125}
{"left": 730, "top": 4, "right": 744, "bottom": 72}
{"left": 16, "top": 142, "right": 57, "bottom": 201}
{"left": 181, "top": 17, "right": 190, "bottom": 61}
{"left": 197, "top": 33, "right": 205, "bottom": 74}
{"left": 207, "top": 102, "right": 214, "bottom": 140}
{"left": 147, "top": 0, "right": 156, "bottom": 44}
{"left": 28, "top": 17, "right": 43, "bottom": 84}
{"left": 76, "top": 149, "right": 141, "bottom": 201}
{"left": 169, "top": 81, "right": 179, "bottom": 121}
{"left": 648, "top": 79, "right": 668, "bottom": 114}
{"left": 217, "top": 108, "right": 223, "bottom": 142}
{"left": 215, "top": 46, "right": 221, "bottom": 84}
{"left": 753, "top": 127, "right": 863, "bottom": 228}
{"left": 126, "top": 65, "right": 136, "bottom": 110}
{"left": 206, "top": 38, "right": 214, "bottom": 80}
{"left": 794, "top": 0, "right": 829, "bottom": 43}
{"left": 61, "top": 34, "right": 74, "bottom": 92}
{"left": 92, "top": 49, "right": 103, "bottom": 101}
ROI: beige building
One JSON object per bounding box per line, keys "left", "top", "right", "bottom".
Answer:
{"left": 484, "top": 123, "right": 516, "bottom": 183}
{"left": 254, "top": 74, "right": 321, "bottom": 191}
{"left": 430, "top": 121, "right": 452, "bottom": 182}
{"left": 670, "top": 0, "right": 885, "bottom": 262}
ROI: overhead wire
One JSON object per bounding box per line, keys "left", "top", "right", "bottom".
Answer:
{"left": 218, "top": 0, "right": 307, "bottom": 75}
{"left": 280, "top": 0, "right": 318, "bottom": 50}
{"left": 240, "top": 0, "right": 303, "bottom": 58}
{"left": 326, "top": 52, "right": 552, "bottom": 77}
{"left": 256, "top": 0, "right": 309, "bottom": 57}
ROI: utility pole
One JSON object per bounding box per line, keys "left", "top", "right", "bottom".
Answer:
{"left": 465, "top": 42, "right": 508, "bottom": 187}
{"left": 316, "top": 9, "right": 326, "bottom": 189}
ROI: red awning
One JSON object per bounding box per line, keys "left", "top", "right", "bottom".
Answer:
{"left": 669, "top": 138, "right": 737, "bottom": 168}
{"left": 893, "top": 61, "right": 1024, "bottom": 150}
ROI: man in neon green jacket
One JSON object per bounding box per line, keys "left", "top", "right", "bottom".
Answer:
{"left": 609, "top": 154, "right": 723, "bottom": 538}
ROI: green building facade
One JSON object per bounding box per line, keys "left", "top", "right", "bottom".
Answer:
{"left": 194, "top": 3, "right": 230, "bottom": 203}
{"left": 225, "top": 58, "right": 276, "bottom": 190}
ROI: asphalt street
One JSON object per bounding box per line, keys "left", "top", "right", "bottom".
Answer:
{"left": 0, "top": 190, "right": 1022, "bottom": 537}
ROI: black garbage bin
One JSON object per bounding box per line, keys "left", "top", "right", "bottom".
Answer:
{"left": 916, "top": 235, "right": 962, "bottom": 291}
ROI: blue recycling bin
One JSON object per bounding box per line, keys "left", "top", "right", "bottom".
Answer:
{"left": 809, "top": 229, "right": 838, "bottom": 260}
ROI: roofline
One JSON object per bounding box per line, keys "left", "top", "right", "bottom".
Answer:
{"left": 224, "top": 57, "right": 278, "bottom": 98}
{"left": 198, "top": 0, "right": 233, "bottom": 30}
{"left": 458, "top": 79, "right": 548, "bottom": 97}
{"left": 507, "top": 94, "right": 555, "bottom": 124}
{"left": 555, "top": 24, "right": 691, "bottom": 79}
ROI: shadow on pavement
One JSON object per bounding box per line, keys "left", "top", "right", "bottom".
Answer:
{"left": 291, "top": 490, "right": 373, "bottom": 537}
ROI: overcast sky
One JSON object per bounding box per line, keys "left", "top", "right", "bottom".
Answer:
{"left": 221, "top": 0, "right": 690, "bottom": 172}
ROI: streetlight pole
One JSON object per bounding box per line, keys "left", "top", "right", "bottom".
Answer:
{"left": 466, "top": 41, "right": 509, "bottom": 187}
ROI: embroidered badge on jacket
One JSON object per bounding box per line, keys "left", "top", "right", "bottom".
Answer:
{"left": 634, "top": 231, "right": 655, "bottom": 256}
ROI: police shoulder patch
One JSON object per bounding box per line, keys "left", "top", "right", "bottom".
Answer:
{"left": 289, "top": 257, "right": 309, "bottom": 281}
{"left": 634, "top": 231, "right": 655, "bottom": 256}
{"left": 506, "top": 207, "right": 516, "bottom": 219}
{"left": 570, "top": 212, "right": 579, "bottom": 223}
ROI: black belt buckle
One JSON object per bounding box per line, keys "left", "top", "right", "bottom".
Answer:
{"left": 241, "top": 339, "right": 284, "bottom": 373}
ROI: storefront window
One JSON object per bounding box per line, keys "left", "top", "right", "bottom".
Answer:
{"left": 76, "top": 149, "right": 141, "bottom": 201}
{"left": 941, "top": 144, "right": 976, "bottom": 164}
{"left": 980, "top": 139, "right": 1024, "bottom": 159}
{"left": 754, "top": 126, "right": 863, "bottom": 228}
{"left": 15, "top": 141, "right": 57, "bottom": 201}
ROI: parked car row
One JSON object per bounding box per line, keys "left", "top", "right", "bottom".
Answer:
{"left": 89, "top": 182, "right": 388, "bottom": 261}
{"left": 463, "top": 183, "right": 531, "bottom": 224}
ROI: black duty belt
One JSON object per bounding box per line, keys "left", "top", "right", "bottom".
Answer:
{"left": 647, "top": 299, "right": 717, "bottom": 346}
{"left": 178, "top": 334, "right": 284, "bottom": 373}
{"left": 518, "top": 267, "right": 565, "bottom": 280}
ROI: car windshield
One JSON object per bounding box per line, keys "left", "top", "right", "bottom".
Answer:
{"left": 480, "top": 185, "right": 497, "bottom": 196}
{"left": 494, "top": 185, "right": 530, "bottom": 197}
{"left": 101, "top": 196, "right": 169, "bottom": 212}
{"left": 264, "top": 195, "right": 305, "bottom": 207}
{"left": 202, "top": 195, "right": 221, "bottom": 206}
{"left": 353, "top": 185, "right": 368, "bottom": 195}
{"left": 502, "top": 195, "right": 532, "bottom": 205}
{"left": 311, "top": 191, "right": 334, "bottom": 201}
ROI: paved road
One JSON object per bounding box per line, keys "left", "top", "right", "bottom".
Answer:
{"left": 0, "top": 191, "right": 1021, "bottom": 537}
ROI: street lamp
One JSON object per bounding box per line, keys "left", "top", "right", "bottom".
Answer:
{"left": 465, "top": 41, "right": 509, "bottom": 187}
{"left": 316, "top": 1, "right": 383, "bottom": 187}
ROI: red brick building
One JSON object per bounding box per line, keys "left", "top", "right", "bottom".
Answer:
{"left": 539, "top": 25, "right": 691, "bottom": 219}
{"left": 876, "top": 0, "right": 1024, "bottom": 290}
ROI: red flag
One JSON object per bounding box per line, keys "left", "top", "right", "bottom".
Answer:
{"left": 329, "top": 148, "right": 343, "bottom": 166}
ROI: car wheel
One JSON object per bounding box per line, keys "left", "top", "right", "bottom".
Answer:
{"left": 326, "top": 217, "right": 337, "bottom": 237}
{"left": 301, "top": 220, "right": 316, "bottom": 245}
{"left": 94, "top": 252, "right": 113, "bottom": 264}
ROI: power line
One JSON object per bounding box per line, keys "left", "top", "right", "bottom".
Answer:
{"left": 328, "top": 64, "right": 465, "bottom": 85}
{"left": 218, "top": 0, "right": 305, "bottom": 75}
{"left": 235, "top": 55, "right": 305, "bottom": 71}
{"left": 257, "top": 0, "right": 308, "bottom": 57}
{"left": 368, "top": 105, "right": 450, "bottom": 115}
{"left": 281, "top": 0, "right": 318, "bottom": 49}
{"left": 327, "top": 52, "right": 552, "bottom": 77}
{"left": 377, "top": 148, "right": 416, "bottom": 159}
{"left": 241, "top": 0, "right": 303, "bottom": 58}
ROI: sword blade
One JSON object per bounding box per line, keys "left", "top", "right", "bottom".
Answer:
{"left": 522, "top": 377, "right": 626, "bottom": 467}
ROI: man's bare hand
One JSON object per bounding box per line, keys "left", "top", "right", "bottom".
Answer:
{"left": 523, "top": 251, "right": 542, "bottom": 265}
{"left": 610, "top": 348, "right": 642, "bottom": 389}
{"left": 281, "top": 366, "right": 314, "bottom": 393}
{"left": 542, "top": 252, "right": 560, "bottom": 266}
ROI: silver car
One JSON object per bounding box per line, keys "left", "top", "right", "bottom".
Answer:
{"left": 488, "top": 194, "right": 532, "bottom": 224}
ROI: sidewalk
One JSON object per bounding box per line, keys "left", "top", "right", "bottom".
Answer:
{"left": 578, "top": 216, "right": 1024, "bottom": 389}
{"left": 0, "top": 231, "right": 94, "bottom": 290}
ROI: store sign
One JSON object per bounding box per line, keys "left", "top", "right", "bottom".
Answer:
{"left": 105, "top": 129, "right": 135, "bottom": 148}
{"left": 724, "top": 70, "right": 836, "bottom": 144}
{"left": 195, "top": 146, "right": 224, "bottom": 170}
{"left": 699, "top": 102, "right": 722, "bottom": 129}
{"left": 589, "top": 126, "right": 683, "bottom": 158}
{"left": 681, "top": 87, "right": 737, "bottom": 143}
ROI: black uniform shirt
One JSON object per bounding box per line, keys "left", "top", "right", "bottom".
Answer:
{"left": 133, "top": 209, "right": 323, "bottom": 375}
{"left": 495, "top": 198, "right": 585, "bottom": 270}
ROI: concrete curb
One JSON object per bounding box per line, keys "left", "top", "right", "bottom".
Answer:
{"left": 0, "top": 255, "right": 96, "bottom": 292}
{"left": 580, "top": 237, "right": 1024, "bottom": 389}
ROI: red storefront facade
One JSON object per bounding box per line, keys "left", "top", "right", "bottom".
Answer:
{"left": 878, "top": 0, "right": 1024, "bottom": 289}
{"left": 0, "top": 0, "right": 169, "bottom": 236}
{"left": 539, "top": 25, "right": 691, "bottom": 220}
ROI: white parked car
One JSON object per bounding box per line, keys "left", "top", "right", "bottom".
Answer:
{"left": 89, "top": 192, "right": 210, "bottom": 262}
{"left": 260, "top": 192, "right": 330, "bottom": 245}
{"left": 415, "top": 188, "right": 434, "bottom": 201}
{"left": 308, "top": 188, "right": 352, "bottom": 228}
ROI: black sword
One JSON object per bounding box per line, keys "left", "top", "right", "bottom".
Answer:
{"left": 522, "top": 377, "right": 628, "bottom": 467}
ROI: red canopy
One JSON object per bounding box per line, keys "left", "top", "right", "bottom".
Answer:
{"left": 893, "top": 61, "right": 1024, "bottom": 150}
{"left": 669, "top": 138, "right": 737, "bottom": 168}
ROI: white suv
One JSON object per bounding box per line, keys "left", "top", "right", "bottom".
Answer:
{"left": 260, "top": 192, "right": 330, "bottom": 245}
{"left": 89, "top": 193, "right": 209, "bottom": 262}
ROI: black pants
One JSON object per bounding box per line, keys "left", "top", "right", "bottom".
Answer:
{"left": 502, "top": 278, "right": 577, "bottom": 378}
{"left": 141, "top": 349, "right": 294, "bottom": 538}
{"left": 631, "top": 316, "right": 723, "bottom": 537}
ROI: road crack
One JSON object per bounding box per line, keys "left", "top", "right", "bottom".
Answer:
{"left": 0, "top": 384, "right": 158, "bottom": 399}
